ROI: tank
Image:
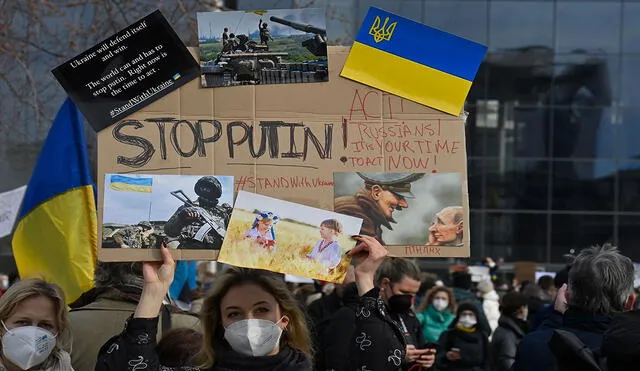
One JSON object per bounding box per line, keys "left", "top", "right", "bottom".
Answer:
{"left": 269, "top": 16, "right": 327, "bottom": 57}
{"left": 200, "top": 16, "right": 329, "bottom": 87}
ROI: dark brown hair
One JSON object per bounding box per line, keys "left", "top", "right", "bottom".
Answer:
{"left": 157, "top": 328, "right": 203, "bottom": 368}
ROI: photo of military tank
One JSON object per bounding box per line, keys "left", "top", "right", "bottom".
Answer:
{"left": 197, "top": 8, "right": 329, "bottom": 87}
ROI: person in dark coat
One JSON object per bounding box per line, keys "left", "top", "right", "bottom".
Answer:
{"left": 490, "top": 292, "right": 529, "bottom": 371}
{"left": 437, "top": 302, "right": 491, "bottom": 371}
{"left": 531, "top": 264, "right": 571, "bottom": 331}
{"left": 347, "top": 236, "right": 436, "bottom": 371}
{"left": 601, "top": 309, "right": 640, "bottom": 371}
{"left": 451, "top": 270, "right": 492, "bottom": 337}
{"left": 512, "top": 244, "right": 635, "bottom": 371}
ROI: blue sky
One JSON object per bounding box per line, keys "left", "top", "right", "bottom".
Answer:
{"left": 197, "top": 8, "right": 326, "bottom": 40}
{"left": 103, "top": 174, "right": 234, "bottom": 225}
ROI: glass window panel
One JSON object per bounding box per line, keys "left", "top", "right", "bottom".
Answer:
{"left": 618, "top": 216, "right": 640, "bottom": 262}
{"left": 485, "top": 212, "right": 548, "bottom": 262}
{"left": 485, "top": 159, "right": 550, "bottom": 210}
{"left": 468, "top": 159, "right": 485, "bottom": 209}
{"left": 422, "top": 1, "right": 489, "bottom": 45}
{"left": 465, "top": 106, "right": 490, "bottom": 157}
{"left": 621, "top": 56, "right": 640, "bottom": 108}
{"left": 551, "top": 160, "right": 616, "bottom": 211}
{"left": 550, "top": 106, "right": 616, "bottom": 159}
{"left": 550, "top": 54, "right": 620, "bottom": 109}
{"left": 488, "top": 1, "right": 554, "bottom": 51}
{"left": 615, "top": 108, "right": 640, "bottom": 159}
{"left": 622, "top": 2, "right": 640, "bottom": 54}
{"left": 485, "top": 49, "right": 554, "bottom": 106}
{"left": 398, "top": 0, "right": 425, "bottom": 23}
{"left": 550, "top": 214, "right": 613, "bottom": 263}
{"left": 555, "top": 2, "right": 622, "bottom": 54}
{"left": 470, "top": 212, "right": 485, "bottom": 259}
{"left": 617, "top": 161, "right": 640, "bottom": 212}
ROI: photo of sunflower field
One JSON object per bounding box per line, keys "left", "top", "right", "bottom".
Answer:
{"left": 218, "top": 191, "right": 363, "bottom": 283}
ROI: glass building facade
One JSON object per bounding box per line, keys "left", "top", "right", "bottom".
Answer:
{"left": 239, "top": 0, "right": 640, "bottom": 263}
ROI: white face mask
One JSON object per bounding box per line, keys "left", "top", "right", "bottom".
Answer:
{"left": 458, "top": 315, "right": 477, "bottom": 328}
{"left": 224, "top": 318, "right": 284, "bottom": 357}
{"left": 0, "top": 280, "right": 8, "bottom": 290}
{"left": 1, "top": 321, "right": 57, "bottom": 370}
{"left": 432, "top": 299, "right": 449, "bottom": 312}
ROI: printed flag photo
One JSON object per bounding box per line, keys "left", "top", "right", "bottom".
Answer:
{"left": 334, "top": 172, "right": 464, "bottom": 247}
{"left": 102, "top": 174, "right": 233, "bottom": 251}
{"left": 197, "top": 7, "right": 328, "bottom": 87}
{"left": 218, "top": 191, "right": 363, "bottom": 283}
{"left": 340, "top": 7, "right": 487, "bottom": 116}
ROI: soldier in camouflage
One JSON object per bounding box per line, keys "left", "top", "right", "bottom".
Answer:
{"left": 112, "top": 221, "right": 156, "bottom": 249}
{"left": 164, "top": 176, "right": 232, "bottom": 250}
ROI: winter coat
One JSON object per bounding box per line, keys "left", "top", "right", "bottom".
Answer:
{"left": 490, "top": 315, "right": 528, "bottom": 371}
{"left": 437, "top": 327, "right": 491, "bottom": 371}
{"left": 95, "top": 316, "right": 311, "bottom": 371}
{"left": 416, "top": 304, "right": 456, "bottom": 343}
{"left": 512, "top": 308, "right": 612, "bottom": 371}
{"left": 481, "top": 291, "right": 500, "bottom": 337}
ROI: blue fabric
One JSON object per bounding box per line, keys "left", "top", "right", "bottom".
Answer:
{"left": 169, "top": 261, "right": 197, "bottom": 299}
{"left": 18, "top": 97, "right": 94, "bottom": 218}
{"left": 532, "top": 304, "right": 555, "bottom": 331}
{"left": 512, "top": 311, "right": 611, "bottom": 371}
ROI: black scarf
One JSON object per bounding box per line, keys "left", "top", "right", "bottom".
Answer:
{"left": 214, "top": 346, "right": 311, "bottom": 371}
{"left": 563, "top": 308, "right": 612, "bottom": 333}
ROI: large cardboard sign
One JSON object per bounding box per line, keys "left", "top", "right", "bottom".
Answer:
{"left": 97, "top": 46, "right": 470, "bottom": 261}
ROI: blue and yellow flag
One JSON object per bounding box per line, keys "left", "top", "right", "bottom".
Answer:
{"left": 340, "top": 7, "right": 487, "bottom": 116}
{"left": 110, "top": 175, "right": 153, "bottom": 193}
{"left": 12, "top": 98, "right": 97, "bottom": 304}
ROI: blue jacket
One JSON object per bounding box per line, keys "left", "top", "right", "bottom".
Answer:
{"left": 511, "top": 309, "right": 612, "bottom": 371}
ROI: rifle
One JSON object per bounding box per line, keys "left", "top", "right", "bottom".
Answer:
{"left": 170, "top": 190, "right": 227, "bottom": 240}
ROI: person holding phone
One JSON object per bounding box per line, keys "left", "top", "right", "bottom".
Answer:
{"left": 436, "top": 303, "right": 491, "bottom": 371}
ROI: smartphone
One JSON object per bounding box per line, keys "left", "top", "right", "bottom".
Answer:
{"left": 422, "top": 342, "right": 438, "bottom": 350}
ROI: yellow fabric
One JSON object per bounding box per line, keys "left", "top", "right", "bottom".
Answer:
{"left": 12, "top": 186, "right": 97, "bottom": 303}
{"left": 340, "top": 41, "right": 472, "bottom": 116}
{"left": 455, "top": 324, "right": 477, "bottom": 333}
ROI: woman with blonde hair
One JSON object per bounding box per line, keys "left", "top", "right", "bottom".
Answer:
{"left": 416, "top": 286, "right": 457, "bottom": 343}
{"left": 96, "top": 246, "right": 312, "bottom": 370}
{"left": 0, "top": 278, "right": 73, "bottom": 371}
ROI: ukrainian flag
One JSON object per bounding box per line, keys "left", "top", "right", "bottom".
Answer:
{"left": 109, "top": 175, "right": 153, "bottom": 193}
{"left": 12, "top": 98, "right": 97, "bottom": 304}
{"left": 341, "top": 7, "right": 487, "bottom": 116}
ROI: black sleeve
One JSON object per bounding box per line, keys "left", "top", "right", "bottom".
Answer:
{"left": 323, "top": 308, "right": 357, "bottom": 370}
{"left": 436, "top": 330, "right": 451, "bottom": 369}
{"left": 483, "top": 334, "right": 493, "bottom": 371}
{"left": 350, "top": 288, "right": 406, "bottom": 371}
{"left": 95, "top": 316, "right": 190, "bottom": 371}
{"left": 492, "top": 332, "right": 517, "bottom": 371}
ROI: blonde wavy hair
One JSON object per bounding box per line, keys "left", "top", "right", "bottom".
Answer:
{"left": 0, "top": 279, "right": 72, "bottom": 365}
{"left": 197, "top": 267, "right": 312, "bottom": 368}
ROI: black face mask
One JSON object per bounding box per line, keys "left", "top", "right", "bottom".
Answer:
{"left": 388, "top": 294, "right": 413, "bottom": 313}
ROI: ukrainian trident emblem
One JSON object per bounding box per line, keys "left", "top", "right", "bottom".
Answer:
{"left": 368, "top": 16, "right": 397, "bottom": 43}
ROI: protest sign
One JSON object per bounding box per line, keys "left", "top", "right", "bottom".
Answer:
{"left": 0, "top": 185, "right": 26, "bottom": 238}
{"left": 97, "top": 46, "right": 470, "bottom": 261}
{"left": 197, "top": 8, "right": 328, "bottom": 88}
{"left": 218, "top": 191, "right": 362, "bottom": 283}
{"left": 52, "top": 10, "right": 200, "bottom": 132}
{"left": 102, "top": 174, "right": 233, "bottom": 252}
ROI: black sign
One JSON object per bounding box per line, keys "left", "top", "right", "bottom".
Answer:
{"left": 52, "top": 10, "right": 200, "bottom": 132}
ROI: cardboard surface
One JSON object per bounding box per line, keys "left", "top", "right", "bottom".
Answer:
{"left": 97, "top": 46, "right": 470, "bottom": 261}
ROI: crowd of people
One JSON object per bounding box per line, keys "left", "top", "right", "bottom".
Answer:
{"left": 0, "top": 240, "right": 639, "bottom": 370}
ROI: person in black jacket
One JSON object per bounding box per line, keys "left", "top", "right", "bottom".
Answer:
{"left": 347, "top": 235, "right": 436, "bottom": 371}
{"left": 491, "top": 292, "right": 529, "bottom": 371}
{"left": 437, "top": 302, "right": 492, "bottom": 371}
{"left": 95, "top": 246, "right": 313, "bottom": 371}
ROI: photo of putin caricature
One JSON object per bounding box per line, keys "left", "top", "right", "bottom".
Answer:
{"left": 428, "top": 206, "right": 463, "bottom": 246}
